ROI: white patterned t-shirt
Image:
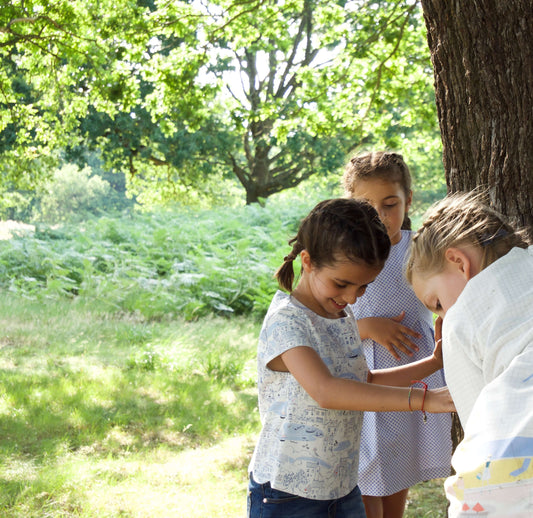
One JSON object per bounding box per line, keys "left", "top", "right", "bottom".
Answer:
{"left": 248, "top": 290, "right": 368, "bottom": 500}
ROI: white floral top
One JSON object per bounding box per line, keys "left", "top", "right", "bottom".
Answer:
{"left": 248, "top": 291, "right": 368, "bottom": 500}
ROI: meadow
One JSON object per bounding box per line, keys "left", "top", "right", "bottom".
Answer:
{"left": 0, "top": 197, "right": 448, "bottom": 517}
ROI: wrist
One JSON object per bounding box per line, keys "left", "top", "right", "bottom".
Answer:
{"left": 408, "top": 380, "right": 428, "bottom": 422}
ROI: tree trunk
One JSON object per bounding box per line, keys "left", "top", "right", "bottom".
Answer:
{"left": 421, "top": 0, "right": 533, "bottom": 239}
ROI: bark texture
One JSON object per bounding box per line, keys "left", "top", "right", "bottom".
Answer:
{"left": 421, "top": 0, "right": 533, "bottom": 237}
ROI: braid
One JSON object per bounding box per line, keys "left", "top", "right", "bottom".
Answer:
{"left": 276, "top": 240, "right": 305, "bottom": 292}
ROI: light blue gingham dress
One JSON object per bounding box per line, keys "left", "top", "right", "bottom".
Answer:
{"left": 352, "top": 230, "right": 452, "bottom": 496}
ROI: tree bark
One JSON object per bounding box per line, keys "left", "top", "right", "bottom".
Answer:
{"left": 421, "top": 0, "right": 533, "bottom": 238}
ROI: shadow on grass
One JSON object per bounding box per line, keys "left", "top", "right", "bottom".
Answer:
{"left": 0, "top": 364, "right": 259, "bottom": 463}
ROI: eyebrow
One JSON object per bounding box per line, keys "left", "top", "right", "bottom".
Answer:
{"left": 333, "top": 277, "right": 374, "bottom": 286}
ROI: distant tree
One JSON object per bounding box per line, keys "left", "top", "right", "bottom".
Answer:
{"left": 1, "top": 0, "right": 442, "bottom": 205}
{"left": 421, "top": 0, "right": 533, "bottom": 236}
{"left": 37, "top": 163, "right": 110, "bottom": 222}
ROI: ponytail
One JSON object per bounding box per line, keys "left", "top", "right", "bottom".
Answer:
{"left": 275, "top": 239, "right": 304, "bottom": 292}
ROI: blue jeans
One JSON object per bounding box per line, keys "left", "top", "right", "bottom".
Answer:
{"left": 247, "top": 474, "right": 367, "bottom": 518}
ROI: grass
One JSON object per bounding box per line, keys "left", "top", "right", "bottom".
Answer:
{"left": 0, "top": 292, "right": 260, "bottom": 517}
{"left": 0, "top": 291, "right": 449, "bottom": 517}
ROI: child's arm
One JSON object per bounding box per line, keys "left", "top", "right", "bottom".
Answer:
{"left": 369, "top": 318, "right": 443, "bottom": 386}
{"left": 357, "top": 311, "right": 421, "bottom": 360}
{"left": 276, "top": 343, "right": 454, "bottom": 414}
{"left": 368, "top": 337, "right": 442, "bottom": 386}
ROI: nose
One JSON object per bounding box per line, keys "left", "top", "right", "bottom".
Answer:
{"left": 344, "top": 286, "right": 366, "bottom": 305}
{"left": 377, "top": 207, "right": 387, "bottom": 221}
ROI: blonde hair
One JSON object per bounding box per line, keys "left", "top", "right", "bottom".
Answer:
{"left": 342, "top": 151, "right": 412, "bottom": 230}
{"left": 405, "top": 191, "right": 529, "bottom": 283}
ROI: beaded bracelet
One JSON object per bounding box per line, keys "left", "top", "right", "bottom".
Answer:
{"left": 409, "top": 380, "right": 428, "bottom": 422}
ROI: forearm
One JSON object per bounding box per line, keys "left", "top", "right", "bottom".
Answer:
{"left": 368, "top": 354, "right": 442, "bottom": 387}
{"left": 356, "top": 317, "right": 373, "bottom": 340}
{"left": 313, "top": 376, "right": 426, "bottom": 413}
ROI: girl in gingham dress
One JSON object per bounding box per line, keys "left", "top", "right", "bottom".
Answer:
{"left": 343, "top": 152, "right": 452, "bottom": 518}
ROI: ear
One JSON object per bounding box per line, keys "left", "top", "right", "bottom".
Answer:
{"left": 405, "top": 189, "right": 413, "bottom": 212}
{"left": 300, "top": 249, "right": 313, "bottom": 273}
{"left": 444, "top": 247, "right": 474, "bottom": 280}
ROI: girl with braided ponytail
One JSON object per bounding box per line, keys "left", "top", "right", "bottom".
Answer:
{"left": 247, "top": 198, "right": 454, "bottom": 518}
{"left": 406, "top": 191, "right": 533, "bottom": 517}
{"left": 343, "top": 151, "right": 452, "bottom": 518}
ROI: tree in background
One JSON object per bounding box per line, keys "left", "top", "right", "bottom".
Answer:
{"left": 0, "top": 0, "right": 210, "bottom": 201}
{"left": 1, "top": 0, "right": 443, "bottom": 206}
{"left": 421, "top": 0, "right": 533, "bottom": 236}
{"left": 193, "top": 0, "right": 436, "bottom": 203}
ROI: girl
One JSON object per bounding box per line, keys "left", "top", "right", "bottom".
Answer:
{"left": 342, "top": 152, "right": 452, "bottom": 518}
{"left": 405, "top": 191, "right": 533, "bottom": 517}
{"left": 247, "top": 198, "right": 455, "bottom": 518}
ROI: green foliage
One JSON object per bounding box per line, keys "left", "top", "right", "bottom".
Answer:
{"left": 0, "top": 0, "right": 444, "bottom": 206}
{"left": 0, "top": 190, "right": 33, "bottom": 221}
{"left": 36, "top": 163, "right": 111, "bottom": 223}
{"left": 0, "top": 195, "right": 325, "bottom": 320}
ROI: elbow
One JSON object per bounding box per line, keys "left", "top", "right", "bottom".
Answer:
{"left": 313, "top": 393, "right": 333, "bottom": 409}
{"left": 309, "top": 381, "right": 338, "bottom": 409}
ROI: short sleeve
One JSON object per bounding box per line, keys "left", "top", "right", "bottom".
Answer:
{"left": 259, "top": 304, "right": 314, "bottom": 366}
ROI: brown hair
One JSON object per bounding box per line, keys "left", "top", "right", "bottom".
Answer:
{"left": 275, "top": 198, "right": 391, "bottom": 292}
{"left": 342, "top": 151, "right": 413, "bottom": 230}
{"left": 405, "top": 191, "right": 529, "bottom": 283}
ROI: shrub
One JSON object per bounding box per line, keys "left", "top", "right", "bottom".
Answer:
{"left": 0, "top": 196, "right": 317, "bottom": 320}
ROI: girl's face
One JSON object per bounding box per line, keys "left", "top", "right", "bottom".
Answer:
{"left": 411, "top": 265, "right": 468, "bottom": 319}
{"left": 410, "top": 246, "right": 483, "bottom": 318}
{"left": 295, "top": 251, "right": 382, "bottom": 319}
{"left": 350, "top": 178, "right": 412, "bottom": 245}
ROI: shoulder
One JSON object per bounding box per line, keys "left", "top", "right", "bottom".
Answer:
{"left": 443, "top": 247, "right": 533, "bottom": 338}
{"left": 262, "top": 291, "right": 311, "bottom": 334}
{"left": 386, "top": 230, "right": 413, "bottom": 264}
{"left": 461, "top": 246, "right": 533, "bottom": 303}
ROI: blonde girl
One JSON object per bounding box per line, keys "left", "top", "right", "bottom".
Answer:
{"left": 247, "top": 198, "right": 454, "bottom": 518}
{"left": 406, "top": 191, "right": 532, "bottom": 517}
{"left": 342, "top": 151, "right": 452, "bottom": 518}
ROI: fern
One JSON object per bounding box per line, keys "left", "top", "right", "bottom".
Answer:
{"left": 0, "top": 196, "right": 317, "bottom": 320}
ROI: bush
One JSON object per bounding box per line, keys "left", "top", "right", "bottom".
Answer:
{"left": 36, "top": 163, "right": 111, "bottom": 223}
{"left": 0, "top": 196, "right": 318, "bottom": 320}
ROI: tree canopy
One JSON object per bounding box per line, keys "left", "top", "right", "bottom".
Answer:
{"left": 1, "top": 0, "right": 442, "bottom": 205}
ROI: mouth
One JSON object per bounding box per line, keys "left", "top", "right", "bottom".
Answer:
{"left": 331, "top": 299, "right": 347, "bottom": 310}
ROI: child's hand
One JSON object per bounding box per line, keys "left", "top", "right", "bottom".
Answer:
{"left": 357, "top": 312, "right": 421, "bottom": 360}
{"left": 435, "top": 316, "right": 443, "bottom": 343}
{"left": 425, "top": 386, "right": 456, "bottom": 414}
{"left": 432, "top": 316, "right": 444, "bottom": 369}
